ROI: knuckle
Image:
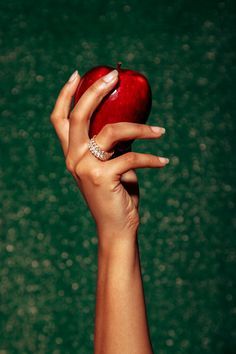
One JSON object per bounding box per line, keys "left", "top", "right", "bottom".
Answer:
{"left": 90, "top": 167, "right": 104, "bottom": 186}
{"left": 147, "top": 154, "right": 157, "bottom": 166}
{"left": 59, "top": 85, "right": 71, "bottom": 100}
{"left": 142, "top": 124, "right": 150, "bottom": 135}
{"left": 60, "top": 85, "right": 68, "bottom": 95}
{"left": 103, "top": 123, "right": 116, "bottom": 139}
{"left": 75, "top": 162, "right": 105, "bottom": 186}
{"left": 125, "top": 152, "right": 137, "bottom": 164}
{"left": 75, "top": 163, "right": 104, "bottom": 184}
{"left": 132, "top": 123, "right": 145, "bottom": 136}
{"left": 69, "top": 110, "right": 76, "bottom": 120}
{"left": 74, "top": 162, "right": 80, "bottom": 176}
{"left": 75, "top": 162, "right": 86, "bottom": 178}
{"left": 89, "top": 82, "right": 102, "bottom": 98}
{"left": 69, "top": 110, "right": 83, "bottom": 123}
{"left": 65, "top": 157, "right": 75, "bottom": 174}
{"left": 50, "top": 113, "right": 58, "bottom": 125}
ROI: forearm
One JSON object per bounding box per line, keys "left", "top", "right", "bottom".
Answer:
{"left": 94, "top": 233, "right": 153, "bottom": 354}
{"left": 51, "top": 67, "right": 167, "bottom": 354}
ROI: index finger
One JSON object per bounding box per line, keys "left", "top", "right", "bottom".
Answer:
{"left": 50, "top": 70, "right": 80, "bottom": 155}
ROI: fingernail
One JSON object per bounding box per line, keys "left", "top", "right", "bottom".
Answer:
{"left": 150, "top": 126, "right": 166, "bottom": 134}
{"left": 102, "top": 69, "right": 118, "bottom": 83}
{"left": 68, "top": 70, "right": 78, "bottom": 83}
{"left": 159, "top": 157, "right": 169, "bottom": 164}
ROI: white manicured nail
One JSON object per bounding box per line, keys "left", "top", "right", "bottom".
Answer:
{"left": 151, "top": 126, "right": 166, "bottom": 134}
{"left": 103, "top": 70, "right": 118, "bottom": 83}
{"left": 159, "top": 157, "right": 169, "bottom": 164}
{"left": 68, "top": 70, "right": 78, "bottom": 83}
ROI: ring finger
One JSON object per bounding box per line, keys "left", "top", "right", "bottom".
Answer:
{"left": 94, "top": 122, "right": 166, "bottom": 152}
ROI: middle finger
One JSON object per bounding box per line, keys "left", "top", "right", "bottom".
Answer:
{"left": 67, "top": 69, "right": 119, "bottom": 161}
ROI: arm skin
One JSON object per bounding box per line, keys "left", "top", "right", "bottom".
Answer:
{"left": 50, "top": 69, "right": 168, "bottom": 354}
{"left": 94, "top": 236, "right": 153, "bottom": 354}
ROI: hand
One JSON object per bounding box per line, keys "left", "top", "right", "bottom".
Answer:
{"left": 50, "top": 69, "right": 168, "bottom": 245}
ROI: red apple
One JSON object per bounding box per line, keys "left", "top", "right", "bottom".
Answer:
{"left": 74, "top": 63, "right": 152, "bottom": 153}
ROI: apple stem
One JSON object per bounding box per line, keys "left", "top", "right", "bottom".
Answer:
{"left": 117, "top": 62, "right": 122, "bottom": 71}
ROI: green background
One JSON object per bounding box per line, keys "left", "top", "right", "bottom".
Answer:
{"left": 0, "top": 0, "right": 235, "bottom": 353}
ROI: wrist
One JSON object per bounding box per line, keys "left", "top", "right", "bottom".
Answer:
{"left": 96, "top": 225, "right": 138, "bottom": 256}
{"left": 98, "top": 237, "right": 138, "bottom": 259}
{"left": 97, "top": 236, "right": 140, "bottom": 279}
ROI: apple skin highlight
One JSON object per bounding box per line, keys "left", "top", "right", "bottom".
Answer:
{"left": 74, "top": 64, "right": 152, "bottom": 152}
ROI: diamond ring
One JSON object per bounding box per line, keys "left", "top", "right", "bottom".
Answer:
{"left": 88, "top": 135, "right": 114, "bottom": 161}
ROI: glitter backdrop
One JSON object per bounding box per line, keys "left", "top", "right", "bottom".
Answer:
{"left": 0, "top": 1, "right": 235, "bottom": 353}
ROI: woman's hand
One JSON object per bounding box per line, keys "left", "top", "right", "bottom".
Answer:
{"left": 50, "top": 69, "right": 168, "bottom": 246}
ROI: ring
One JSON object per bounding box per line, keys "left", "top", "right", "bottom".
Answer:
{"left": 88, "top": 135, "right": 114, "bottom": 161}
